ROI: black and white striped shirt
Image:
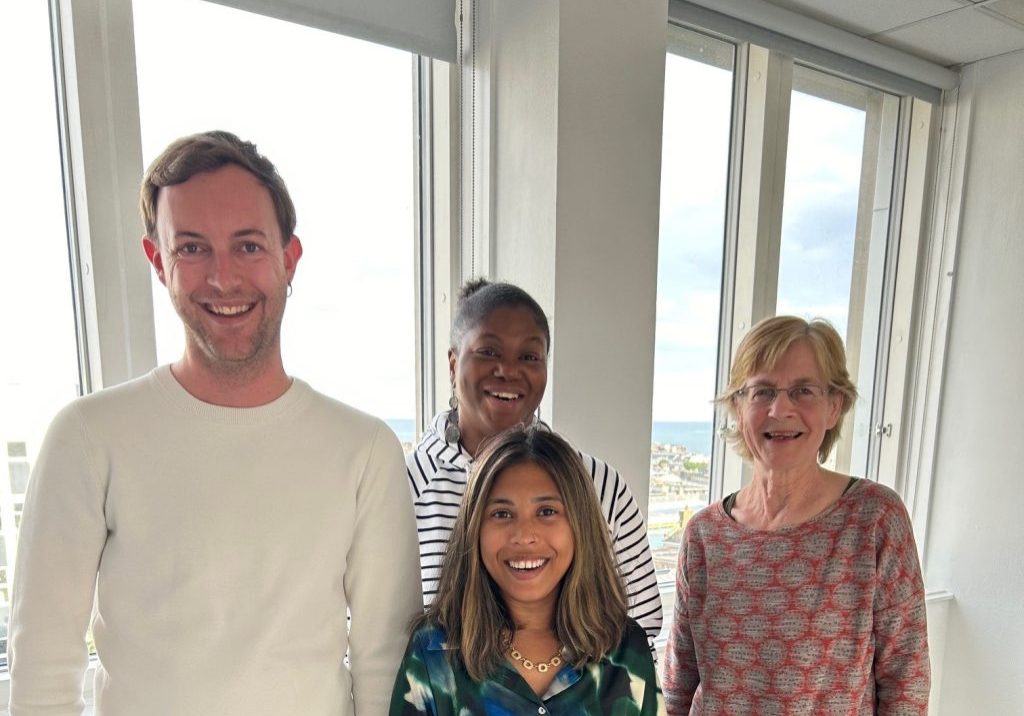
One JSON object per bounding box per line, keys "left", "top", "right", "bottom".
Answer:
{"left": 405, "top": 411, "right": 664, "bottom": 649}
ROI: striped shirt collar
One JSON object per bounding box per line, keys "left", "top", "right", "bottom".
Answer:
{"left": 420, "top": 410, "right": 549, "bottom": 473}
{"left": 420, "top": 410, "right": 473, "bottom": 472}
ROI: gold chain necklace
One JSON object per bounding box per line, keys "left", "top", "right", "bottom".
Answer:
{"left": 508, "top": 644, "right": 564, "bottom": 674}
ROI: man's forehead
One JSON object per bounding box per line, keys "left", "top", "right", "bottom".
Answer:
{"left": 155, "top": 165, "right": 277, "bottom": 230}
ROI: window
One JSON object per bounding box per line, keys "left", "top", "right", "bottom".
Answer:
{"left": 778, "top": 67, "right": 900, "bottom": 478}
{"left": 650, "top": 26, "right": 933, "bottom": 656}
{"left": 7, "top": 465, "right": 29, "bottom": 497}
{"left": 0, "top": 0, "right": 83, "bottom": 668}
{"left": 133, "top": 0, "right": 418, "bottom": 448}
{"left": 649, "top": 26, "right": 735, "bottom": 646}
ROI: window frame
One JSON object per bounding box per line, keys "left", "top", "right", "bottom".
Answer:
{"left": 660, "top": 21, "right": 940, "bottom": 548}
{"left": 645, "top": 25, "right": 945, "bottom": 660}
{"left": 0, "top": 0, "right": 439, "bottom": 695}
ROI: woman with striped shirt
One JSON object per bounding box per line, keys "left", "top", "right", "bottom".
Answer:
{"left": 405, "top": 279, "right": 663, "bottom": 648}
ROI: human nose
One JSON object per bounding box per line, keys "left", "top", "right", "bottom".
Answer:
{"left": 509, "top": 518, "right": 538, "bottom": 544}
{"left": 207, "top": 250, "right": 242, "bottom": 292}
{"left": 766, "top": 389, "right": 797, "bottom": 414}
{"left": 493, "top": 355, "right": 520, "bottom": 378}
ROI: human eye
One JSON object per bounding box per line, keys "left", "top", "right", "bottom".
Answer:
{"left": 749, "top": 386, "right": 776, "bottom": 403}
{"left": 489, "top": 508, "right": 512, "bottom": 520}
{"left": 174, "top": 242, "right": 205, "bottom": 258}
{"left": 476, "top": 346, "right": 498, "bottom": 358}
{"left": 522, "top": 352, "right": 544, "bottom": 362}
{"left": 240, "top": 240, "right": 264, "bottom": 254}
{"left": 790, "top": 385, "right": 819, "bottom": 403}
{"left": 537, "top": 505, "right": 560, "bottom": 518}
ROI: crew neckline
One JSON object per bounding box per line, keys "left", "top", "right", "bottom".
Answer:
{"left": 149, "top": 364, "right": 312, "bottom": 424}
{"left": 717, "top": 476, "right": 866, "bottom": 535}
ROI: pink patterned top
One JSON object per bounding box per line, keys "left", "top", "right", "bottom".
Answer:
{"left": 663, "top": 479, "right": 929, "bottom": 715}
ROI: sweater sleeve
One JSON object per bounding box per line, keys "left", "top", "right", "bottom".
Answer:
{"left": 582, "top": 454, "right": 664, "bottom": 650}
{"left": 347, "top": 422, "right": 424, "bottom": 716}
{"left": 8, "top": 404, "right": 108, "bottom": 716}
{"left": 663, "top": 525, "right": 700, "bottom": 715}
{"left": 873, "top": 498, "right": 930, "bottom": 715}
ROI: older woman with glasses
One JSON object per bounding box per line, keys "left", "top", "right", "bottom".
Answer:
{"left": 664, "top": 315, "right": 930, "bottom": 715}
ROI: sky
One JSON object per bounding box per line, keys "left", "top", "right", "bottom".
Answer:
{"left": 652, "top": 44, "right": 871, "bottom": 421}
{"left": 131, "top": 0, "right": 417, "bottom": 421}
{"left": 0, "top": 2, "right": 84, "bottom": 448}
{"left": 3, "top": 0, "right": 879, "bottom": 437}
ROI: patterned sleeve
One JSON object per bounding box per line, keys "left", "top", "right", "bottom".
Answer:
{"left": 662, "top": 525, "right": 700, "bottom": 715}
{"left": 873, "top": 496, "right": 930, "bottom": 715}
{"left": 581, "top": 452, "right": 664, "bottom": 650}
{"left": 389, "top": 627, "right": 437, "bottom": 716}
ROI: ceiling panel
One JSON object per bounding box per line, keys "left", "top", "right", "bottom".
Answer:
{"left": 874, "top": 6, "right": 1024, "bottom": 64}
{"left": 760, "top": 0, "right": 967, "bottom": 35}
{"left": 989, "top": 0, "right": 1024, "bottom": 25}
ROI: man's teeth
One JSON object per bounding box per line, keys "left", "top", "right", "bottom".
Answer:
{"left": 508, "top": 558, "right": 547, "bottom": 570}
{"left": 207, "top": 304, "right": 252, "bottom": 316}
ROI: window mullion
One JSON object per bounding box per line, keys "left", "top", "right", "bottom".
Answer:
{"left": 721, "top": 44, "right": 793, "bottom": 495}
{"left": 414, "top": 56, "right": 435, "bottom": 435}
{"left": 833, "top": 91, "right": 900, "bottom": 476}
{"left": 53, "top": 0, "right": 154, "bottom": 391}
{"left": 878, "top": 98, "right": 936, "bottom": 499}
{"left": 863, "top": 96, "right": 915, "bottom": 489}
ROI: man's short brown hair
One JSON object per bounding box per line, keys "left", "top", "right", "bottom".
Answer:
{"left": 140, "top": 130, "right": 296, "bottom": 243}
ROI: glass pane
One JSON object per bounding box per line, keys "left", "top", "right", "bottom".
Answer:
{"left": 134, "top": 0, "right": 417, "bottom": 446}
{"left": 650, "top": 26, "right": 734, "bottom": 653}
{"left": 0, "top": 1, "right": 83, "bottom": 667}
{"left": 777, "top": 66, "right": 899, "bottom": 477}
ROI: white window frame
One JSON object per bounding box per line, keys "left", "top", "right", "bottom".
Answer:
{"left": 665, "top": 1, "right": 960, "bottom": 566}
{"left": 53, "top": 0, "right": 155, "bottom": 392}
{"left": 0, "top": 0, "right": 441, "bottom": 697}
{"left": 660, "top": 21, "right": 943, "bottom": 559}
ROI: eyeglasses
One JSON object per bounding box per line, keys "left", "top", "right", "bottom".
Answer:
{"left": 734, "top": 384, "right": 831, "bottom": 407}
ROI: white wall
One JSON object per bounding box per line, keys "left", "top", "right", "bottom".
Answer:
{"left": 488, "top": 0, "right": 668, "bottom": 512}
{"left": 924, "top": 49, "right": 1024, "bottom": 715}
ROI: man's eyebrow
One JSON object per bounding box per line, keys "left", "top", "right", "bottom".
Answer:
{"left": 171, "top": 230, "right": 206, "bottom": 241}
{"left": 169, "top": 228, "right": 269, "bottom": 241}
{"left": 231, "top": 228, "right": 269, "bottom": 239}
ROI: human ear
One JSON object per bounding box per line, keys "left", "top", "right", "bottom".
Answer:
{"left": 142, "top": 236, "right": 167, "bottom": 286}
{"left": 283, "top": 235, "right": 303, "bottom": 279}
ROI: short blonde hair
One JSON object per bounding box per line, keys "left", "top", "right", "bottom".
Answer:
{"left": 716, "top": 316, "right": 859, "bottom": 463}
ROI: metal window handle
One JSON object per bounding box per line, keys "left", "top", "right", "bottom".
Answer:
{"left": 874, "top": 423, "right": 893, "bottom": 437}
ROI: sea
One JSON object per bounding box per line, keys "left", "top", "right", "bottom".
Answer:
{"left": 385, "top": 418, "right": 713, "bottom": 456}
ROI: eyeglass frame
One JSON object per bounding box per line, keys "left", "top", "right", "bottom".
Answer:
{"left": 732, "top": 383, "right": 834, "bottom": 407}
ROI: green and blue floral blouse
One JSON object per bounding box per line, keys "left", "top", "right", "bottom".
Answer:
{"left": 389, "top": 617, "right": 665, "bottom": 715}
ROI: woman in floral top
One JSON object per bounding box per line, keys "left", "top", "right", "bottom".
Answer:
{"left": 390, "top": 425, "right": 664, "bottom": 715}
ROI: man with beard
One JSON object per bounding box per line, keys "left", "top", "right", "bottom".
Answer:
{"left": 7, "top": 131, "right": 421, "bottom": 716}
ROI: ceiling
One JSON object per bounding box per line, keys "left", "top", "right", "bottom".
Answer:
{"left": 760, "top": 0, "right": 1024, "bottom": 66}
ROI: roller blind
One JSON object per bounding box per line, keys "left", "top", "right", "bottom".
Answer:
{"left": 670, "top": 0, "right": 958, "bottom": 101}
{"left": 207, "top": 0, "right": 457, "bottom": 60}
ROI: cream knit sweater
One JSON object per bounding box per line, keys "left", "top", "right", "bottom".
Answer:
{"left": 9, "top": 366, "right": 421, "bottom": 716}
